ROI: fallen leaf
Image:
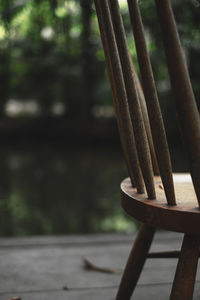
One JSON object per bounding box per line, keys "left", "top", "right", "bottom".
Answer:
{"left": 83, "top": 258, "right": 121, "bottom": 274}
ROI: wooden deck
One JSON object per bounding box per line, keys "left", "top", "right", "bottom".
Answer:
{"left": 0, "top": 231, "right": 200, "bottom": 299}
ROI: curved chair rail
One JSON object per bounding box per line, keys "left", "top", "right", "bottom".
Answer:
{"left": 121, "top": 174, "right": 200, "bottom": 235}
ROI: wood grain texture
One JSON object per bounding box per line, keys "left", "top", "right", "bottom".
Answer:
{"left": 127, "top": 0, "right": 176, "bottom": 205}
{"left": 155, "top": 0, "right": 200, "bottom": 207}
{"left": 109, "top": 0, "right": 155, "bottom": 199}
{"left": 121, "top": 174, "right": 200, "bottom": 235}
{"left": 94, "top": 0, "right": 144, "bottom": 192}
{"left": 115, "top": 224, "right": 155, "bottom": 300}
{"left": 170, "top": 234, "right": 200, "bottom": 300}
{"left": 6, "top": 232, "right": 200, "bottom": 299}
{"left": 131, "top": 62, "right": 160, "bottom": 176}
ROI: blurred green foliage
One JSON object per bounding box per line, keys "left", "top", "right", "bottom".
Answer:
{"left": 0, "top": 0, "right": 199, "bottom": 122}
{"left": 0, "top": 0, "right": 107, "bottom": 119}
{"left": 0, "top": 0, "right": 199, "bottom": 236}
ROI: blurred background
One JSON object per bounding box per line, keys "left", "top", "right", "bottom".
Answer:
{"left": 0, "top": 0, "right": 199, "bottom": 236}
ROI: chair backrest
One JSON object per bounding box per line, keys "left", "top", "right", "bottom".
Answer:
{"left": 94, "top": 0, "right": 200, "bottom": 206}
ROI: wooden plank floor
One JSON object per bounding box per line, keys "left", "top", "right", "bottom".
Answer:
{"left": 0, "top": 231, "right": 200, "bottom": 299}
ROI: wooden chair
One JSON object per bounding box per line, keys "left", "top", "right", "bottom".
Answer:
{"left": 94, "top": 0, "right": 200, "bottom": 299}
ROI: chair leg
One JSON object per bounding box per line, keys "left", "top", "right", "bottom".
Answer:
{"left": 170, "top": 234, "right": 200, "bottom": 300}
{"left": 115, "top": 224, "right": 155, "bottom": 300}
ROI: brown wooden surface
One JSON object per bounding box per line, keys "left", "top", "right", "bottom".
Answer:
{"left": 116, "top": 224, "right": 155, "bottom": 300}
{"left": 121, "top": 174, "right": 200, "bottom": 235}
{"left": 109, "top": 0, "right": 155, "bottom": 199}
{"left": 94, "top": 0, "right": 144, "bottom": 192}
{"left": 94, "top": 1, "right": 200, "bottom": 299}
{"left": 155, "top": 0, "right": 200, "bottom": 206}
{"left": 1, "top": 232, "right": 200, "bottom": 299}
{"left": 131, "top": 62, "right": 160, "bottom": 176}
{"left": 127, "top": 0, "right": 176, "bottom": 205}
{"left": 170, "top": 234, "right": 200, "bottom": 300}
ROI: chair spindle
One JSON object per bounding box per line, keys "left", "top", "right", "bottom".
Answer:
{"left": 131, "top": 61, "right": 160, "bottom": 176}
{"left": 127, "top": 0, "right": 176, "bottom": 205}
{"left": 109, "top": 0, "right": 156, "bottom": 199}
{"left": 94, "top": 0, "right": 145, "bottom": 193}
{"left": 155, "top": 0, "right": 200, "bottom": 207}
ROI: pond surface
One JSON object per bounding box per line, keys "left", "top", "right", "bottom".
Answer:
{"left": 0, "top": 140, "right": 187, "bottom": 237}
{"left": 0, "top": 142, "right": 137, "bottom": 236}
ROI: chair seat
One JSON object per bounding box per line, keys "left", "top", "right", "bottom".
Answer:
{"left": 121, "top": 173, "right": 200, "bottom": 235}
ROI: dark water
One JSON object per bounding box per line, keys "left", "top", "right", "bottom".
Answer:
{"left": 0, "top": 140, "right": 187, "bottom": 237}
{"left": 0, "top": 142, "right": 139, "bottom": 237}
